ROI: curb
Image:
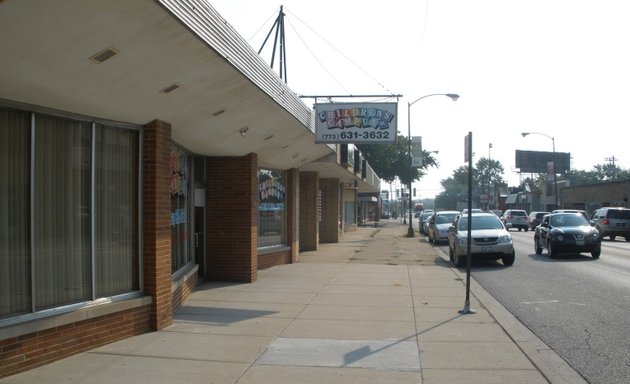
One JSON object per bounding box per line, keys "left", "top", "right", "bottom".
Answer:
{"left": 432, "top": 245, "right": 588, "bottom": 384}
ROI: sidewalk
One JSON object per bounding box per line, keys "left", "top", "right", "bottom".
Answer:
{"left": 1, "top": 219, "right": 586, "bottom": 384}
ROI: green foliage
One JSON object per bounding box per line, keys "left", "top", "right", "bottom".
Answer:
{"left": 434, "top": 157, "right": 506, "bottom": 210}
{"left": 357, "top": 134, "right": 437, "bottom": 185}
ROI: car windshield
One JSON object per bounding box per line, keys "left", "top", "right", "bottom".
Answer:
{"left": 512, "top": 211, "right": 526, "bottom": 216}
{"left": 550, "top": 214, "right": 589, "bottom": 227}
{"left": 458, "top": 215, "right": 503, "bottom": 230}
{"left": 436, "top": 213, "right": 458, "bottom": 224}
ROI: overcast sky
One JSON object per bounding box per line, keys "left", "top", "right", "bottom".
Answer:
{"left": 209, "top": 0, "right": 630, "bottom": 198}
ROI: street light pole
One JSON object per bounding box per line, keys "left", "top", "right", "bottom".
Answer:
{"left": 521, "top": 132, "right": 558, "bottom": 209}
{"left": 406, "top": 93, "right": 459, "bottom": 237}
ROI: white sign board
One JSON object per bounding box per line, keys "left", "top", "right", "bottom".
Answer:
{"left": 314, "top": 102, "right": 398, "bottom": 144}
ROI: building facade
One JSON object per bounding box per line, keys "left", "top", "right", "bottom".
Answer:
{"left": 0, "top": 0, "right": 381, "bottom": 377}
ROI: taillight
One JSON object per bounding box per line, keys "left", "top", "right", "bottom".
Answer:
{"left": 602, "top": 219, "right": 609, "bottom": 225}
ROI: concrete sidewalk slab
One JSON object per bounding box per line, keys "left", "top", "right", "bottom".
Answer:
{"left": 0, "top": 219, "right": 586, "bottom": 384}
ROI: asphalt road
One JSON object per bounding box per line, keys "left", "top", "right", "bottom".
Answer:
{"left": 436, "top": 232, "right": 630, "bottom": 384}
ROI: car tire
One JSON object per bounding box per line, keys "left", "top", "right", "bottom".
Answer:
{"left": 610, "top": 235, "right": 616, "bottom": 241}
{"left": 591, "top": 247, "right": 601, "bottom": 259}
{"left": 448, "top": 245, "right": 454, "bottom": 262}
{"left": 534, "top": 237, "right": 542, "bottom": 255}
{"left": 626, "top": 237, "right": 630, "bottom": 242}
{"left": 453, "top": 252, "right": 465, "bottom": 267}
{"left": 524, "top": 227, "right": 529, "bottom": 232}
{"left": 502, "top": 250, "right": 515, "bottom": 266}
{"left": 548, "top": 241, "right": 557, "bottom": 258}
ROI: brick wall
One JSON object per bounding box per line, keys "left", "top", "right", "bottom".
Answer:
{"left": 143, "top": 120, "right": 173, "bottom": 330}
{"left": 286, "top": 168, "right": 299, "bottom": 263}
{"left": 206, "top": 154, "right": 258, "bottom": 282}
{"left": 172, "top": 271, "right": 198, "bottom": 312}
{"left": 0, "top": 306, "right": 150, "bottom": 378}
{"left": 258, "top": 250, "right": 292, "bottom": 269}
{"left": 299, "top": 172, "right": 319, "bottom": 251}
{"left": 319, "top": 178, "right": 340, "bottom": 243}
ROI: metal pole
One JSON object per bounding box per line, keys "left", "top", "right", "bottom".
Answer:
{"left": 552, "top": 137, "right": 558, "bottom": 209}
{"left": 407, "top": 102, "right": 414, "bottom": 237}
{"left": 460, "top": 132, "right": 476, "bottom": 315}
{"left": 404, "top": 93, "right": 459, "bottom": 237}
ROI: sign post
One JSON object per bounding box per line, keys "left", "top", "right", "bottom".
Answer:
{"left": 459, "top": 132, "right": 476, "bottom": 315}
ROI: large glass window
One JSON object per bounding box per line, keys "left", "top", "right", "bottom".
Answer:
{"left": 258, "top": 169, "right": 287, "bottom": 248}
{"left": 0, "top": 109, "right": 31, "bottom": 317}
{"left": 34, "top": 115, "right": 93, "bottom": 309}
{"left": 95, "top": 125, "right": 139, "bottom": 296}
{"left": 0, "top": 107, "right": 140, "bottom": 320}
{"left": 171, "top": 145, "right": 192, "bottom": 272}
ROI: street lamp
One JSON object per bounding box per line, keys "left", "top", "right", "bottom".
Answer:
{"left": 521, "top": 132, "right": 558, "bottom": 209}
{"left": 407, "top": 93, "right": 459, "bottom": 237}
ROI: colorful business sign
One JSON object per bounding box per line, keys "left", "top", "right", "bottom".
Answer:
{"left": 314, "top": 102, "right": 397, "bottom": 144}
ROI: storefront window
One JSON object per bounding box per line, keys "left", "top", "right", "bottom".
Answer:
{"left": 171, "top": 145, "right": 193, "bottom": 272}
{"left": 0, "top": 107, "right": 140, "bottom": 319}
{"left": 258, "top": 169, "right": 287, "bottom": 248}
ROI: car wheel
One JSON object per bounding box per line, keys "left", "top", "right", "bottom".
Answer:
{"left": 453, "top": 252, "right": 465, "bottom": 267}
{"left": 626, "top": 236, "right": 630, "bottom": 242}
{"left": 518, "top": 228, "right": 522, "bottom": 232}
{"left": 548, "top": 241, "right": 557, "bottom": 258}
{"left": 502, "top": 250, "right": 515, "bottom": 266}
{"left": 524, "top": 227, "right": 529, "bottom": 232}
{"left": 534, "top": 237, "right": 542, "bottom": 255}
{"left": 448, "top": 245, "right": 454, "bottom": 261}
{"left": 610, "top": 235, "right": 616, "bottom": 241}
{"left": 591, "top": 247, "right": 601, "bottom": 259}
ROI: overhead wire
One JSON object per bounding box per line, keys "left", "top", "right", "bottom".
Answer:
{"left": 283, "top": 16, "right": 352, "bottom": 95}
{"left": 283, "top": 6, "right": 395, "bottom": 96}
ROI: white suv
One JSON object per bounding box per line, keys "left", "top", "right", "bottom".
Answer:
{"left": 501, "top": 209, "right": 529, "bottom": 231}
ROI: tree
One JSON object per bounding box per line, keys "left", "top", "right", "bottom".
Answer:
{"left": 434, "top": 157, "right": 506, "bottom": 210}
{"left": 357, "top": 134, "right": 437, "bottom": 184}
{"left": 476, "top": 157, "right": 505, "bottom": 197}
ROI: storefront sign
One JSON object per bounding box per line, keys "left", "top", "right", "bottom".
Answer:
{"left": 315, "top": 102, "right": 397, "bottom": 144}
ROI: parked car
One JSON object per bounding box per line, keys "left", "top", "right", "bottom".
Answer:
{"left": 552, "top": 209, "right": 589, "bottom": 221}
{"left": 418, "top": 210, "right": 434, "bottom": 234}
{"left": 489, "top": 209, "right": 503, "bottom": 217}
{"left": 447, "top": 213, "right": 515, "bottom": 267}
{"left": 427, "top": 210, "right": 460, "bottom": 244}
{"left": 590, "top": 207, "right": 630, "bottom": 241}
{"left": 528, "top": 211, "right": 550, "bottom": 230}
{"left": 501, "top": 209, "right": 529, "bottom": 231}
{"left": 534, "top": 212, "right": 601, "bottom": 258}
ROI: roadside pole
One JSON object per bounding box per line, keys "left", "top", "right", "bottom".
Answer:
{"left": 459, "top": 132, "right": 476, "bottom": 315}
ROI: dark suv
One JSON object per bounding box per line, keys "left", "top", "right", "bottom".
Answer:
{"left": 590, "top": 207, "right": 630, "bottom": 241}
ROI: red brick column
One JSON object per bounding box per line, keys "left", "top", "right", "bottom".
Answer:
{"left": 143, "top": 120, "right": 173, "bottom": 330}
{"left": 206, "top": 154, "right": 257, "bottom": 282}
{"left": 286, "top": 168, "right": 299, "bottom": 262}
{"left": 319, "top": 178, "right": 340, "bottom": 243}
{"left": 299, "top": 171, "right": 319, "bottom": 251}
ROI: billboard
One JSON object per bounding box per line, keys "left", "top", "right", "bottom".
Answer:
{"left": 515, "top": 150, "right": 571, "bottom": 174}
{"left": 315, "top": 102, "right": 398, "bottom": 144}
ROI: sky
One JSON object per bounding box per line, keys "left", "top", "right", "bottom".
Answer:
{"left": 209, "top": 0, "right": 630, "bottom": 199}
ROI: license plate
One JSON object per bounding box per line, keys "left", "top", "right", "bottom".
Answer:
{"left": 616, "top": 223, "right": 626, "bottom": 227}
{"left": 576, "top": 240, "right": 585, "bottom": 246}
{"left": 481, "top": 246, "right": 493, "bottom": 252}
